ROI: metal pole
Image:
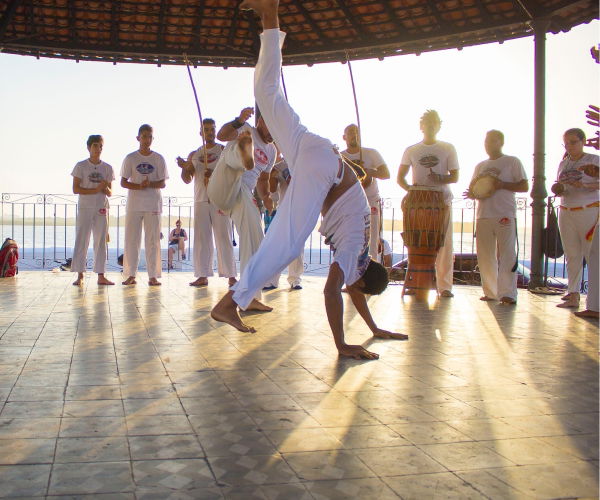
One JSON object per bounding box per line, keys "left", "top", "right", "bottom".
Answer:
{"left": 528, "top": 18, "right": 551, "bottom": 290}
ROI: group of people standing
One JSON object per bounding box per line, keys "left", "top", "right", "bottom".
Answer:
{"left": 69, "top": 0, "right": 598, "bottom": 357}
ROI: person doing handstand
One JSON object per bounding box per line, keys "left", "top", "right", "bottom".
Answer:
{"left": 211, "top": 0, "right": 408, "bottom": 360}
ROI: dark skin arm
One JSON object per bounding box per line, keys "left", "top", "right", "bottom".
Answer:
{"left": 346, "top": 282, "right": 409, "bottom": 341}
{"left": 217, "top": 107, "right": 254, "bottom": 142}
{"left": 323, "top": 263, "right": 380, "bottom": 360}
{"left": 396, "top": 164, "right": 411, "bottom": 191}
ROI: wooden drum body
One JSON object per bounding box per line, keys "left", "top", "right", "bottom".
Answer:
{"left": 401, "top": 187, "right": 450, "bottom": 299}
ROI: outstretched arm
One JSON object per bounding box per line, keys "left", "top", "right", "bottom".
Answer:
{"left": 346, "top": 284, "right": 408, "bottom": 340}
{"left": 217, "top": 107, "right": 254, "bottom": 141}
{"left": 323, "top": 263, "right": 379, "bottom": 360}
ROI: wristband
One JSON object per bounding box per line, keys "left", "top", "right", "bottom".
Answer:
{"left": 231, "top": 117, "right": 244, "bottom": 129}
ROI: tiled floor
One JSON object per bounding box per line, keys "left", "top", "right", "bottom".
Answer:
{"left": 0, "top": 271, "right": 597, "bottom": 499}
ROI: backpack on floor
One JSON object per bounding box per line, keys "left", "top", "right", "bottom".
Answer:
{"left": 0, "top": 238, "right": 19, "bottom": 278}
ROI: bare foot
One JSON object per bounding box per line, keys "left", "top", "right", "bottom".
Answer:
{"left": 237, "top": 132, "right": 254, "bottom": 170}
{"left": 211, "top": 291, "right": 256, "bottom": 332}
{"left": 122, "top": 276, "right": 137, "bottom": 285}
{"left": 189, "top": 277, "right": 208, "bottom": 287}
{"left": 228, "top": 277, "right": 238, "bottom": 287}
{"left": 557, "top": 296, "right": 579, "bottom": 308}
{"left": 97, "top": 276, "right": 114, "bottom": 285}
{"left": 574, "top": 309, "right": 600, "bottom": 319}
{"left": 148, "top": 278, "right": 161, "bottom": 286}
{"left": 73, "top": 277, "right": 83, "bottom": 286}
{"left": 480, "top": 296, "right": 495, "bottom": 301}
{"left": 500, "top": 296, "right": 516, "bottom": 305}
{"left": 246, "top": 299, "right": 273, "bottom": 312}
{"left": 373, "top": 330, "right": 408, "bottom": 340}
{"left": 338, "top": 344, "right": 379, "bottom": 360}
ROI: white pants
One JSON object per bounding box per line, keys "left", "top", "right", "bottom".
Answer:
{"left": 586, "top": 224, "right": 599, "bottom": 312}
{"left": 264, "top": 252, "right": 304, "bottom": 288}
{"left": 123, "top": 211, "right": 162, "bottom": 279}
{"left": 193, "top": 201, "right": 236, "bottom": 278}
{"left": 231, "top": 29, "right": 340, "bottom": 310}
{"left": 558, "top": 206, "right": 598, "bottom": 293}
{"left": 476, "top": 217, "right": 518, "bottom": 300}
{"left": 71, "top": 207, "right": 108, "bottom": 274}
{"left": 369, "top": 200, "right": 381, "bottom": 260}
{"left": 436, "top": 210, "right": 454, "bottom": 292}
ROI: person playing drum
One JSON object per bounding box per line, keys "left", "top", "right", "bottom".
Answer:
{"left": 465, "top": 130, "right": 528, "bottom": 305}
{"left": 397, "top": 110, "right": 459, "bottom": 297}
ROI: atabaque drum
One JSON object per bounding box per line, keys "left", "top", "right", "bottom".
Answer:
{"left": 401, "top": 186, "right": 450, "bottom": 299}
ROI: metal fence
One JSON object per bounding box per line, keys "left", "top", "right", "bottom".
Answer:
{"left": 1, "top": 192, "right": 570, "bottom": 285}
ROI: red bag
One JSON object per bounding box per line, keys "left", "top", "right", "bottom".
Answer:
{"left": 0, "top": 238, "right": 19, "bottom": 277}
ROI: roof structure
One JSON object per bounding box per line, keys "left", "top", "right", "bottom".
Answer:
{"left": 0, "top": 0, "right": 597, "bottom": 67}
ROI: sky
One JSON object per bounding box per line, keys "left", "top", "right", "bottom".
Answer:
{"left": 0, "top": 20, "right": 598, "bottom": 202}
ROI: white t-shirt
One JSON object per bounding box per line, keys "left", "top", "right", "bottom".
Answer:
{"left": 71, "top": 159, "right": 115, "bottom": 210}
{"left": 472, "top": 155, "right": 528, "bottom": 219}
{"left": 556, "top": 152, "right": 600, "bottom": 208}
{"left": 319, "top": 182, "right": 371, "bottom": 286}
{"left": 341, "top": 147, "right": 386, "bottom": 205}
{"left": 401, "top": 141, "right": 460, "bottom": 205}
{"left": 120, "top": 150, "right": 169, "bottom": 213}
{"left": 191, "top": 143, "right": 224, "bottom": 203}
{"left": 239, "top": 123, "right": 276, "bottom": 194}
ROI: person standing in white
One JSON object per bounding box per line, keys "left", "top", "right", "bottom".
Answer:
{"left": 466, "top": 130, "right": 528, "bottom": 304}
{"left": 177, "top": 118, "right": 237, "bottom": 288}
{"left": 341, "top": 124, "right": 390, "bottom": 260}
{"left": 262, "top": 156, "right": 304, "bottom": 290}
{"left": 71, "top": 134, "right": 115, "bottom": 286}
{"left": 120, "top": 124, "right": 168, "bottom": 286}
{"left": 397, "top": 110, "right": 459, "bottom": 297}
{"left": 207, "top": 106, "right": 276, "bottom": 306}
{"left": 551, "top": 128, "right": 599, "bottom": 308}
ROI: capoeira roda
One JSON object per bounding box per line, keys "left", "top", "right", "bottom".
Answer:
{"left": 211, "top": 0, "right": 408, "bottom": 360}
{"left": 176, "top": 118, "right": 237, "bottom": 287}
{"left": 206, "top": 107, "right": 276, "bottom": 310}
{"left": 71, "top": 134, "right": 115, "bottom": 286}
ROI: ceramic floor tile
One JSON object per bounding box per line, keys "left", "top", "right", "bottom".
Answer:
{"left": 384, "top": 472, "right": 486, "bottom": 499}
{"left": 0, "top": 464, "right": 51, "bottom": 497}
{"left": 263, "top": 427, "right": 343, "bottom": 453}
{"left": 326, "top": 425, "right": 411, "bottom": 449}
{"left": 418, "top": 441, "right": 517, "bottom": 471}
{"left": 0, "top": 400, "right": 64, "bottom": 418}
{"left": 128, "top": 434, "right": 205, "bottom": 460}
{"left": 356, "top": 445, "right": 448, "bottom": 476}
{"left": 283, "top": 450, "right": 376, "bottom": 481}
{"left": 59, "top": 417, "right": 128, "bottom": 438}
{"left": 305, "top": 477, "right": 400, "bottom": 499}
{"left": 63, "top": 400, "right": 125, "bottom": 417}
{"left": 209, "top": 454, "right": 299, "bottom": 487}
{"left": 48, "top": 461, "right": 134, "bottom": 495}
{"left": 0, "top": 417, "right": 61, "bottom": 438}
{"left": 55, "top": 437, "right": 130, "bottom": 463}
{"left": 390, "top": 421, "right": 473, "bottom": 445}
{"left": 198, "top": 429, "right": 278, "bottom": 458}
{"left": 132, "top": 459, "right": 215, "bottom": 490}
{"left": 126, "top": 415, "right": 193, "bottom": 436}
{"left": 0, "top": 438, "right": 56, "bottom": 465}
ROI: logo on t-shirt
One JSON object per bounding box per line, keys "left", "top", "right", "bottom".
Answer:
{"left": 559, "top": 169, "right": 582, "bottom": 183}
{"left": 254, "top": 148, "right": 268, "bottom": 166}
{"left": 136, "top": 163, "right": 155, "bottom": 175}
{"left": 419, "top": 155, "right": 439, "bottom": 170}
{"left": 201, "top": 153, "right": 219, "bottom": 164}
{"left": 88, "top": 171, "right": 103, "bottom": 184}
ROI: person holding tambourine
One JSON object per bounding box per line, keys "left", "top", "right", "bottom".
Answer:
{"left": 465, "top": 130, "right": 528, "bottom": 305}
{"left": 551, "top": 128, "right": 600, "bottom": 309}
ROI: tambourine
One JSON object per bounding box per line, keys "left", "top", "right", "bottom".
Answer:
{"left": 471, "top": 174, "right": 497, "bottom": 200}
